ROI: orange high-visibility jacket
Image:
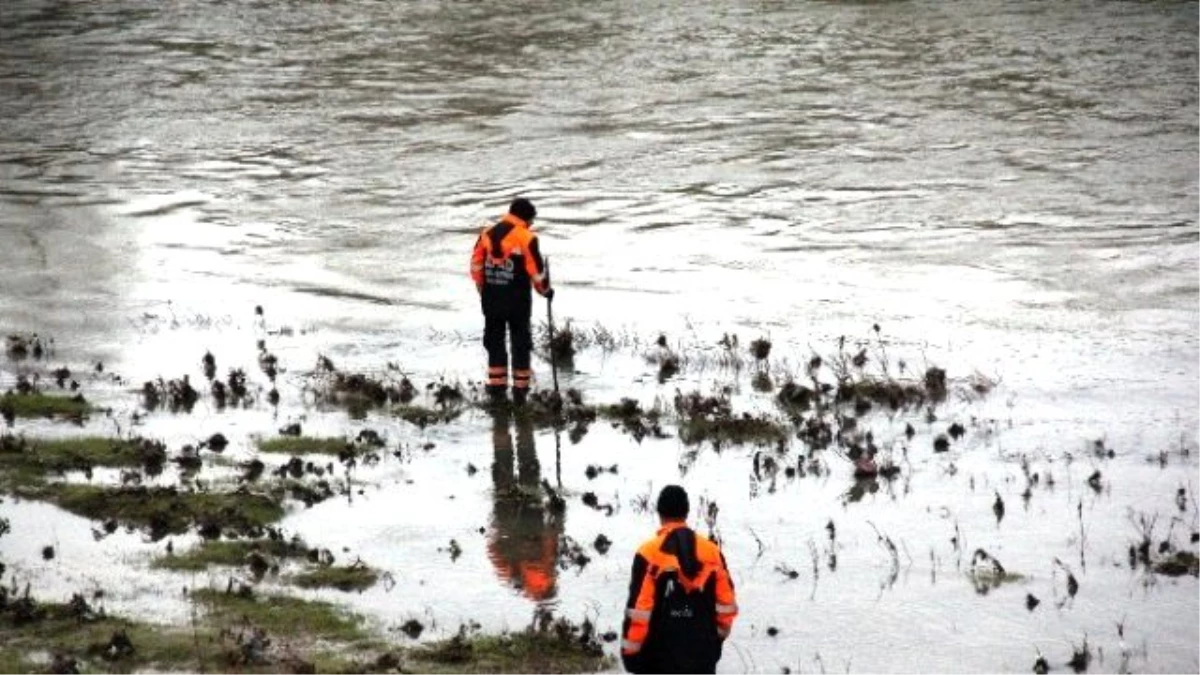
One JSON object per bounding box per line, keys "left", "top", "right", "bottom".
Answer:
{"left": 621, "top": 522, "right": 738, "bottom": 669}
{"left": 470, "top": 213, "right": 549, "bottom": 316}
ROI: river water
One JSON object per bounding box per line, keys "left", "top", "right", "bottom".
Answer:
{"left": 1, "top": 0, "right": 1197, "bottom": 672}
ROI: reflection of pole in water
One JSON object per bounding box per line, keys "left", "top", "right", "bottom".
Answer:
{"left": 554, "top": 423, "right": 562, "bottom": 490}
{"left": 488, "top": 407, "right": 562, "bottom": 602}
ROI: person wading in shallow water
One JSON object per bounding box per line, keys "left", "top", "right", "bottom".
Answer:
{"left": 621, "top": 485, "right": 738, "bottom": 674}
{"left": 487, "top": 406, "right": 561, "bottom": 602}
{"left": 469, "top": 197, "right": 553, "bottom": 405}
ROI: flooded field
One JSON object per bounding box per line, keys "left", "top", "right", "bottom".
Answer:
{"left": 1, "top": 0, "right": 1197, "bottom": 672}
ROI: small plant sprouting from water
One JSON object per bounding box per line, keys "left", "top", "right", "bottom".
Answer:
{"left": 1067, "top": 634, "right": 1092, "bottom": 673}
{"left": 5, "top": 333, "right": 51, "bottom": 360}
{"left": 1054, "top": 558, "right": 1080, "bottom": 607}
{"left": 749, "top": 337, "right": 771, "bottom": 362}
{"left": 543, "top": 319, "right": 577, "bottom": 364}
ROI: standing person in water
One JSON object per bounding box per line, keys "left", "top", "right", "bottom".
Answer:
{"left": 469, "top": 197, "right": 553, "bottom": 405}
{"left": 621, "top": 485, "right": 739, "bottom": 674}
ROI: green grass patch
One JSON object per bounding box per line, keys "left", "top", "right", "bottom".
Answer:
{"left": 0, "top": 435, "right": 166, "bottom": 474}
{"left": 291, "top": 563, "right": 380, "bottom": 592}
{"left": 0, "top": 460, "right": 48, "bottom": 493}
{"left": 394, "top": 404, "right": 463, "bottom": 428}
{"left": 257, "top": 436, "right": 351, "bottom": 455}
{"left": 0, "top": 392, "right": 91, "bottom": 421}
{"left": 153, "top": 536, "right": 309, "bottom": 571}
{"left": 24, "top": 484, "right": 285, "bottom": 540}
{"left": 0, "top": 596, "right": 211, "bottom": 674}
{"left": 193, "top": 588, "right": 368, "bottom": 642}
{"left": 409, "top": 629, "right": 612, "bottom": 674}
{"left": 0, "top": 591, "right": 388, "bottom": 674}
{"left": 1, "top": 590, "right": 609, "bottom": 674}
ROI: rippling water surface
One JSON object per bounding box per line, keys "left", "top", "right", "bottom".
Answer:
{"left": 1, "top": 1, "right": 1197, "bottom": 672}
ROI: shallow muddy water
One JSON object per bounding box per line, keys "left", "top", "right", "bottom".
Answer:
{"left": 1, "top": 0, "right": 1197, "bottom": 672}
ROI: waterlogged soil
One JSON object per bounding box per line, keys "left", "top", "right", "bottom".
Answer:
{"left": 0, "top": 322, "right": 1196, "bottom": 674}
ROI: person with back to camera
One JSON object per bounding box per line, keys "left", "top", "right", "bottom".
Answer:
{"left": 469, "top": 197, "right": 553, "bottom": 405}
{"left": 621, "top": 485, "right": 739, "bottom": 674}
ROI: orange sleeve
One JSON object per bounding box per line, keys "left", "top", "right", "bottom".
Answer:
{"left": 470, "top": 233, "right": 486, "bottom": 289}
{"left": 524, "top": 232, "right": 549, "bottom": 294}
{"left": 621, "top": 552, "right": 656, "bottom": 657}
{"left": 714, "top": 550, "right": 738, "bottom": 638}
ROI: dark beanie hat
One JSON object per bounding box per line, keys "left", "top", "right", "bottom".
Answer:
{"left": 509, "top": 197, "right": 537, "bottom": 222}
{"left": 656, "top": 485, "right": 689, "bottom": 520}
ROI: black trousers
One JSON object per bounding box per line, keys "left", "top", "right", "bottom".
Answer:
{"left": 484, "top": 313, "right": 532, "bottom": 391}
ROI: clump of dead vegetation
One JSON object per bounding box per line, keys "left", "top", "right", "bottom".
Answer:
{"left": 5, "top": 333, "right": 51, "bottom": 361}
{"left": 308, "top": 355, "right": 416, "bottom": 412}
{"left": 541, "top": 320, "right": 578, "bottom": 366}
{"left": 597, "top": 397, "right": 668, "bottom": 443}
{"left": 305, "top": 357, "right": 472, "bottom": 426}
{"left": 674, "top": 388, "right": 788, "bottom": 449}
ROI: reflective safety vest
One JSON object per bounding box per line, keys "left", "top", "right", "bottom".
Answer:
{"left": 470, "top": 213, "right": 548, "bottom": 316}
{"left": 621, "top": 522, "right": 738, "bottom": 673}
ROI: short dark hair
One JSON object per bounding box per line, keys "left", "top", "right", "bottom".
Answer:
{"left": 656, "top": 485, "right": 689, "bottom": 520}
{"left": 509, "top": 197, "right": 536, "bottom": 222}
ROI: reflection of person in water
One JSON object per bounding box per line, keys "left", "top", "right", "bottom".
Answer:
{"left": 488, "top": 407, "right": 562, "bottom": 602}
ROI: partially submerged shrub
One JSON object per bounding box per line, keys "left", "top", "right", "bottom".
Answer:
{"left": 310, "top": 357, "right": 419, "bottom": 414}
{"left": 5, "top": 334, "right": 49, "bottom": 360}
{"left": 546, "top": 320, "right": 577, "bottom": 363}
{"left": 750, "top": 338, "right": 771, "bottom": 361}
{"left": 674, "top": 390, "right": 787, "bottom": 449}
{"left": 141, "top": 376, "right": 199, "bottom": 412}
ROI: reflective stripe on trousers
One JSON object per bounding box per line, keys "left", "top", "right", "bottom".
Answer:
{"left": 512, "top": 368, "right": 532, "bottom": 389}
{"left": 487, "top": 366, "right": 507, "bottom": 387}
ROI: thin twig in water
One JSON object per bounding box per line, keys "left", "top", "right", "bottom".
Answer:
{"left": 807, "top": 539, "right": 820, "bottom": 600}
{"left": 1077, "top": 499, "right": 1087, "bottom": 570}
{"left": 953, "top": 520, "right": 963, "bottom": 571}
{"left": 747, "top": 526, "right": 765, "bottom": 561}
{"left": 867, "top": 520, "right": 901, "bottom": 593}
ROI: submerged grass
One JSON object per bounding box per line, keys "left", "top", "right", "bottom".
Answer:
{"left": 409, "top": 627, "right": 611, "bottom": 674}
{"left": 0, "top": 435, "right": 166, "bottom": 475}
{"left": 292, "top": 563, "right": 380, "bottom": 592}
{"left": 193, "top": 588, "right": 368, "bottom": 642}
{"left": 0, "top": 589, "right": 384, "bottom": 674}
{"left": 0, "top": 392, "right": 91, "bottom": 421}
{"left": 0, "top": 599, "right": 210, "bottom": 674}
{"left": 257, "top": 436, "right": 351, "bottom": 455}
{"left": 0, "top": 589, "right": 610, "bottom": 675}
{"left": 18, "top": 484, "right": 286, "bottom": 540}
{"left": 153, "top": 536, "right": 309, "bottom": 571}
{"left": 394, "top": 404, "right": 464, "bottom": 428}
